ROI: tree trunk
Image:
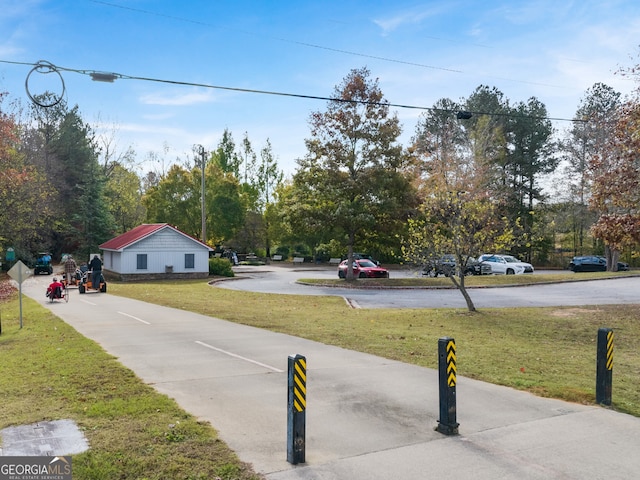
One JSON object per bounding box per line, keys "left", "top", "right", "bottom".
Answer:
{"left": 346, "top": 233, "right": 355, "bottom": 280}
{"left": 265, "top": 221, "right": 271, "bottom": 265}
{"left": 448, "top": 274, "right": 477, "bottom": 312}
{"left": 605, "top": 245, "right": 619, "bottom": 272}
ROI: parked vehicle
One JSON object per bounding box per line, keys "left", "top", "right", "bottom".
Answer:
{"left": 423, "top": 255, "right": 491, "bottom": 277}
{"left": 467, "top": 257, "right": 493, "bottom": 275}
{"left": 500, "top": 255, "right": 534, "bottom": 273}
{"left": 352, "top": 252, "right": 380, "bottom": 265}
{"left": 568, "top": 256, "right": 629, "bottom": 272}
{"left": 338, "top": 259, "right": 389, "bottom": 279}
{"left": 478, "top": 254, "right": 534, "bottom": 275}
{"left": 614, "top": 260, "right": 630, "bottom": 271}
{"left": 422, "top": 254, "right": 456, "bottom": 277}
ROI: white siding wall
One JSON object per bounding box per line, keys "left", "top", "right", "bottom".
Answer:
{"left": 103, "top": 250, "right": 122, "bottom": 272}
{"left": 109, "top": 229, "right": 209, "bottom": 274}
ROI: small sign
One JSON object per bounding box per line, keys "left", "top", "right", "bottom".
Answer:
{"left": 8, "top": 260, "right": 32, "bottom": 284}
{"left": 0, "top": 456, "right": 72, "bottom": 480}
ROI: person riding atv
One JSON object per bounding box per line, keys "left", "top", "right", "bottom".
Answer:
{"left": 78, "top": 267, "right": 107, "bottom": 293}
{"left": 34, "top": 252, "right": 53, "bottom": 275}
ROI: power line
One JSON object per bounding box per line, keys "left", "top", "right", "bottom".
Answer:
{"left": 89, "top": 0, "right": 569, "bottom": 90}
{"left": 1, "top": 59, "right": 584, "bottom": 122}
{"left": 89, "top": 0, "right": 465, "bottom": 75}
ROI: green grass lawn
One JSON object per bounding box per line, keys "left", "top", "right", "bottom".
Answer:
{"left": 299, "top": 269, "right": 640, "bottom": 287}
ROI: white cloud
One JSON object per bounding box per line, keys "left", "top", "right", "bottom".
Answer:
{"left": 0, "top": 0, "right": 44, "bottom": 17}
{"left": 141, "top": 112, "right": 176, "bottom": 121}
{"left": 115, "top": 122, "right": 188, "bottom": 137}
{"left": 139, "top": 88, "right": 216, "bottom": 106}
{"left": 372, "top": 5, "right": 445, "bottom": 35}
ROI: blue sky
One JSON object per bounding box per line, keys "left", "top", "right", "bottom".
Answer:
{"left": 1, "top": 1, "right": 639, "bottom": 178}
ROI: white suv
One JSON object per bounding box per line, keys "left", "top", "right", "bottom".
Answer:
{"left": 478, "top": 254, "right": 534, "bottom": 275}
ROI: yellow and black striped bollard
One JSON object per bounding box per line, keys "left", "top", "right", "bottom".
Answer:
{"left": 437, "top": 337, "right": 459, "bottom": 435}
{"left": 596, "top": 328, "right": 613, "bottom": 405}
{"left": 287, "top": 354, "right": 306, "bottom": 464}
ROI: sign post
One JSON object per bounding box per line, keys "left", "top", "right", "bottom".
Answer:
{"left": 8, "top": 260, "right": 32, "bottom": 329}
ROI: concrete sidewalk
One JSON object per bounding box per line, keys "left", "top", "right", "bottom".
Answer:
{"left": 14, "top": 276, "right": 640, "bottom": 479}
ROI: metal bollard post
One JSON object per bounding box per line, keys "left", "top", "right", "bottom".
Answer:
{"left": 596, "top": 328, "right": 613, "bottom": 406}
{"left": 287, "top": 354, "right": 306, "bottom": 464}
{"left": 436, "top": 337, "right": 459, "bottom": 435}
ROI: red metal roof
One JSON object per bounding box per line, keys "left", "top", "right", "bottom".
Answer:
{"left": 99, "top": 224, "right": 212, "bottom": 252}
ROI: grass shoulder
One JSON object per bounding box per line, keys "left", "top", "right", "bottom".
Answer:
{"left": 298, "top": 270, "right": 640, "bottom": 288}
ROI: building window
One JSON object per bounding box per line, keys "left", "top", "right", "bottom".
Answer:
{"left": 185, "top": 253, "right": 195, "bottom": 269}
{"left": 137, "top": 254, "right": 148, "bottom": 270}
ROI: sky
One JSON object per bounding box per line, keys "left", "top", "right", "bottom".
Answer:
{"left": 1, "top": 0, "right": 640, "bottom": 178}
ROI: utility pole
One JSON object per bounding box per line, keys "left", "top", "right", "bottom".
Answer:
{"left": 198, "top": 145, "right": 207, "bottom": 244}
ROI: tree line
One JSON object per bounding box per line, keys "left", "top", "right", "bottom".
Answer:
{"left": 1, "top": 65, "right": 638, "bottom": 276}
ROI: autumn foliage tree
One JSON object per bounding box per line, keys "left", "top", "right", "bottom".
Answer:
{"left": 0, "top": 93, "right": 52, "bottom": 260}
{"left": 562, "top": 83, "right": 621, "bottom": 256}
{"left": 286, "top": 67, "right": 416, "bottom": 278}
{"left": 589, "top": 98, "right": 640, "bottom": 268}
{"left": 404, "top": 101, "right": 513, "bottom": 312}
{"left": 404, "top": 191, "right": 512, "bottom": 312}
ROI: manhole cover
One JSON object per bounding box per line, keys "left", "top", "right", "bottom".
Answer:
{"left": 0, "top": 420, "right": 89, "bottom": 456}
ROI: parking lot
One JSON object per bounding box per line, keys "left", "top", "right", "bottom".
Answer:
{"left": 218, "top": 264, "right": 640, "bottom": 309}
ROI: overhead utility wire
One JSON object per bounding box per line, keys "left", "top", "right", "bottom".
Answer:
{"left": 90, "top": 0, "right": 566, "bottom": 89}
{"left": 90, "top": 0, "right": 464, "bottom": 75}
{"left": 2, "top": 59, "right": 584, "bottom": 122}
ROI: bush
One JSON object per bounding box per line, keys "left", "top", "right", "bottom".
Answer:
{"left": 292, "top": 244, "right": 312, "bottom": 257}
{"left": 274, "top": 246, "right": 290, "bottom": 258}
{"left": 209, "top": 257, "right": 234, "bottom": 277}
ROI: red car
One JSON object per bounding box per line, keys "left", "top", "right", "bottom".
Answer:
{"left": 338, "top": 259, "right": 389, "bottom": 279}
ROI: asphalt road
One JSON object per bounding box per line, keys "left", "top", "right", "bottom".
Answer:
{"left": 219, "top": 264, "right": 640, "bottom": 309}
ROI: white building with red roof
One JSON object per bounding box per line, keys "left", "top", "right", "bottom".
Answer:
{"left": 99, "top": 223, "right": 213, "bottom": 281}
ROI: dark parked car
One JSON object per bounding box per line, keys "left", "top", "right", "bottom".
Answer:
{"left": 423, "top": 255, "right": 491, "bottom": 277}
{"left": 568, "top": 256, "right": 629, "bottom": 272}
{"left": 422, "top": 254, "right": 456, "bottom": 277}
{"left": 467, "top": 257, "right": 493, "bottom": 275}
{"left": 338, "top": 259, "right": 389, "bottom": 279}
